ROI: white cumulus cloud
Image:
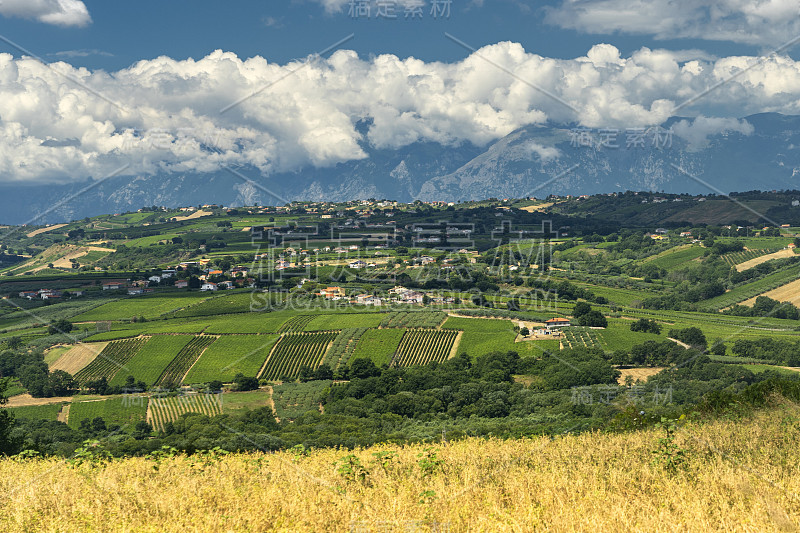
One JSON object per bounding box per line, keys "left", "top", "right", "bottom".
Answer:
{"left": 2, "top": 43, "right": 800, "bottom": 184}
{"left": 0, "top": 0, "right": 91, "bottom": 27}
{"left": 672, "top": 116, "right": 755, "bottom": 150}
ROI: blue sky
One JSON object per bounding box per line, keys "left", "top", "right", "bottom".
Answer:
{"left": 1, "top": 0, "right": 800, "bottom": 186}
{"left": 0, "top": 1, "right": 769, "bottom": 70}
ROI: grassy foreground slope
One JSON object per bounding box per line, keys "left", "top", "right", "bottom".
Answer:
{"left": 1, "top": 404, "right": 798, "bottom": 532}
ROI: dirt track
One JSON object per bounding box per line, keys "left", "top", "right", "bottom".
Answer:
{"left": 25, "top": 224, "right": 67, "bottom": 238}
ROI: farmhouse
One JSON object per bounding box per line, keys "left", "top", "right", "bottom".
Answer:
{"left": 18, "top": 291, "right": 38, "bottom": 299}
{"left": 102, "top": 281, "right": 126, "bottom": 290}
{"left": 349, "top": 260, "right": 367, "bottom": 269}
{"left": 355, "top": 294, "right": 382, "bottom": 305}
{"left": 201, "top": 282, "right": 218, "bottom": 291}
{"left": 320, "top": 286, "right": 345, "bottom": 299}
{"left": 175, "top": 280, "right": 189, "bottom": 289}
{"left": 545, "top": 318, "right": 571, "bottom": 329}
{"left": 39, "top": 289, "right": 62, "bottom": 300}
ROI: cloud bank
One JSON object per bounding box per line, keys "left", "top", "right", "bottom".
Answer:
{"left": 2, "top": 43, "right": 800, "bottom": 184}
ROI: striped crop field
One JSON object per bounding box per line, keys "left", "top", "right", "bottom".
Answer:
{"left": 259, "top": 332, "right": 337, "bottom": 381}
{"left": 147, "top": 393, "right": 223, "bottom": 431}
{"left": 74, "top": 337, "right": 150, "bottom": 383}
{"left": 720, "top": 248, "right": 781, "bottom": 266}
{"left": 277, "top": 315, "right": 316, "bottom": 333}
{"left": 393, "top": 329, "right": 459, "bottom": 367}
{"left": 155, "top": 336, "right": 218, "bottom": 386}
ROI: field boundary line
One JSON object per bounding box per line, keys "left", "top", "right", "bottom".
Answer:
{"left": 179, "top": 335, "right": 220, "bottom": 384}
{"left": 257, "top": 334, "right": 284, "bottom": 379}
{"left": 448, "top": 331, "right": 463, "bottom": 359}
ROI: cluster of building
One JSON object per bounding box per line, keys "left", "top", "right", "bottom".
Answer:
{"left": 18, "top": 288, "right": 81, "bottom": 300}
{"left": 317, "top": 285, "right": 459, "bottom": 306}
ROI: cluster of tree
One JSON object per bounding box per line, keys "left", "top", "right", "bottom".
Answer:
{"left": 0, "top": 350, "right": 76, "bottom": 398}
{"left": 83, "top": 376, "right": 146, "bottom": 396}
{"left": 5, "top": 344, "right": 799, "bottom": 457}
{"left": 526, "top": 278, "right": 605, "bottom": 304}
{"left": 704, "top": 240, "right": 744, "bottom": 256}
{"left": 724, "top": 296, "right": 800, "bottom": 320}
{"left": 572, "top": 302, "right": 608, "bottom": 328}
{"left": 667, "top": 327, "right": 707, "bottom": 349}
{"left": 629, "top": 318, "right": 662, "bottom": 334}
{"left": 610, "top": 340, "right": 688, "bottom": 366}
{"left": 730, "top": 338, "right": 800, "bottom": 366}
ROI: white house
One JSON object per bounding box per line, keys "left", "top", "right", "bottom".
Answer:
{"left": 201, "top": 282, "right": 218, "bottom": 291}
{"left": 349, "top": 260, "right": 367, "bottom": 269}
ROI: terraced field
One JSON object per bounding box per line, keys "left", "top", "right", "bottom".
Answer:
{"left": 148, "top": 393, "right": 223, "bottom": 431}
{"left": 259, "top": 332, "right": 337, "bottom": 381}
{"left": 74, "top": 337, "right": 150, "bottom": 383}
{"left": 393, "top": 329, "right": 459, "bottom": 366}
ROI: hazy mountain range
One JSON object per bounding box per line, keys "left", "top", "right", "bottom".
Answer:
{"left": 4, "top": 112, "right": 800, "bottom": 225}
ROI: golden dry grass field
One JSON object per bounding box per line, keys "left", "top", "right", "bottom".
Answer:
{"left": 735, "top": 248, "right": 795, "bottom": 272}
{"left": 1, "top": 402, "right": 799, "bottom": 532}
{"left": 48, "top": 342, "right": 106, "bottom": 375}
{"left": 741, "top": 277, "right": 800, "bottom": 307}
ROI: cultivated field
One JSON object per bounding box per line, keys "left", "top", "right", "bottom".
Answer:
{"left": 25, "top": 224, "right": 67, "bottom": 238}
{"left": 48, "top": 342, "right": 107, "bottom": 375}
{"left": 735, "top": 248, "right": 794, "bottom": 271}
{"left": 147, "top": 393, "right": 223, "bottom": 431}
{"left": 108, "top": 335, "right": 194, "bottom": 387}
{"left": 184, "top": 335, "right": 279, "bottom": 383}
{"left": 740, "top": 277, "right": 800, "bottom": 307}
{"left": 155, "top": 336, "right": 217, "bottom": 386}
{"left": 393, "top": 329, "right": 459, "bottom": 366}
{"left": 2, "top": 405, "right": 798, "bottom": 531}
{"left": 67, "top": 397, "right": 148, "bottom": 429}
{"left": 74, "top": 338, "right": 150, "bottom": 384}
{"left": 351, "top": 328, "right": 406, "bottom": 367}
{"left": 617, "top": 367, "right": 664, "bottom": 385}
{"left": 259, "top": 332, "right": 337, "bottom": 381}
